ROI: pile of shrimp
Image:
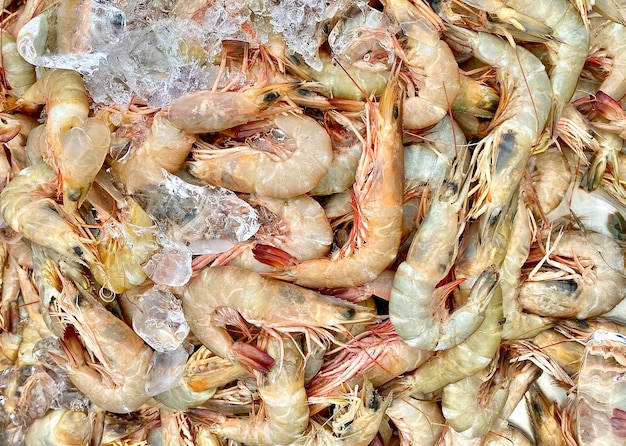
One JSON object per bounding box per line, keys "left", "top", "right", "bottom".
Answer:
{"left": 2, "top": 0, "right": 626, "bottom": 444}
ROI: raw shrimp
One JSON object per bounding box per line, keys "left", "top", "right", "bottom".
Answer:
{"left": 518, "top": 229, "right": 626, "bottom": 319}
{"left": 384, "top": 0, "right": 460, "bottom": 130}
{"left": 494, "top": 0, "right": 589, "bottom": 132}
{"left": 386, "top": 396, "right": 444, "bottom": 446}
{"left": 190, "top": 335, "right": 308, "bottom": 446}
{"left": 282, "top": 50, "right": 390, "bottom": 101}
{"left": 575, "top": 330, "right": 626, "bottom": 445}
{"left": 526, "top": 382, "right": 568, "bottom": 445}
{"left": 109, "top": 111, "right": 196, "bottom": 194}
{"left": 0, "top": 112, "right": 38, "bottom": 171}
{"left": 391, "top": 155, "right": 499, "bottom": 351}
{"left": 444, "top": 27, "right": 551, "bottom": 227}
{"left": 385, "top": 271, "right": 502, "bottom": 397}
{"left": 305, "top": 379, "right": 391, "bottom": 446}
{"left": 451, "top": 73, "right": 500, "bottom": 119}
{"left": 23, "top": 409, "right": 91, "bottom": 446}
{"left": 441, "top": 358, "right": 511, "bottom": 438}
{"left": 0, "top": 162, "right": 99, "bottom": 267}
{"left": 0, "top": 29, "right": 36, "bottom": 98}
{"left": 181, "top": 265, "right": 375, "bottom": 373}
{"left": 188, "top": 112, "right": 333, "bottom": 198}
{"left": 51, "top": 283, "right": 154, "bottom": 414}
{"left": 587, "top": 17, "right": 626, "bottom": 101}
{"left": 254, "top": 74, "right": 403, "bottom": 288}
{"left": 307, "top": 320, "right": 431, "bottom": 405}
{"left": 167, "top": 82, "right": 297, "bottom": 134}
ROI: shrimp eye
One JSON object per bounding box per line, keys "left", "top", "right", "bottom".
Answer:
{"left": 342, "top": 308, "right": 356, "bottom": 319}
{"left": 73, "top": 246, "right": 84, "bottom": 257}
{"left": 367, "top": 396, "right": 380, "bottom": 410}
{"left": 392, "top": 105, "right": 399, "bottom": 120}
{"left": 263, "top": 91, "right": 280, "bottom": 104}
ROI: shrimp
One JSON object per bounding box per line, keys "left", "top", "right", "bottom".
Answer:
{"left": 307, "top": 320, "right": 431, "bottom": 408}
{"left": 0, "top": 112, "right": 38, "bottom": 171}
{"left": 188, "top": 112, "right": 333, "bottom": 198}
{"left": 254, "top": 73, "right": 403, "bottom": 288}
{"left": 441, "top": 354, "right": 512, "bottom": 438}
{"left": 23, "top": 409, "right": 91, "bottom": 446}
{"left": 109, "top": 111, "right": 196, "bottom": 194}
{"left": 51, "top": 282, "right": 154, "bottom": 414}
{"left": 444, "top": 27, "right": 551, "bottom": 227}
{"left": 304, "top": 379, "right": 391, "bottom": 446}
{"left": 526, "top": 381, "right": 568, "bottom": 446}
{"left": 386, "top": 396, "right": 444, "bottom": 446}
{"left": 0, "top": 163, "right": 100, "bottom": 267}
{"left": 575, "top": 330, "right": 626, "bottom": 445}
{"left": 0, "top": 29, "right": 36, "bottom": 98}
{"left": 391, "top": 154, "right": 500, "bottom": 351}
{"left": 496, "top": 0, "right": 589, "bottom": 132}
{"left": 167, "top": 82, "right": 297, "bottom": 134}
{"left": 181, "top": 265, "right": 375, "bottom": 373}
{"left": 528, "top": 146, "right": 573, "bottom": 218}
{"left": 518, "top": 229, "right": 626, "bottom": 319}
{"left": 384, "top": 270, "right": 502, "bottom": 397}
{"left": 451, "top": 72, "right": 500, "bottom": 119}
{"left": 189, "top": 335, "right": 308, "bottom": 446}
{"left": 384, "top": 0, "right": 460, "bottom": 130}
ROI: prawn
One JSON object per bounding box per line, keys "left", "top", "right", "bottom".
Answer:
{"left": 189, "top": 335, "right": 308, "bottom": 446}
{"left": 575, "top": 330, "right": 626, "bottom": 445}
{"left": 304, "top": 379, "right": 391, "bottom": 446}
{"left": 181, "top": 265, "right": 375, "bottom": 373}
{"left": 51, "top": 282, "right": 154, "bottom": 414}
{"left": 391, "top": 153, "right": 500, "bottom": 351}
{"left": 384, "top": 0, "right": 460, "bottom": 130}
{"left": 23, "top": 409, "right": 91, "bottom": 446}
{"left": 0, "top": 162, "right": 100, "bottom": 267}
{"left": 254, "top": 71, "right": 403, "bottom": 288}
{"left": 167, "top": 82, "right": 298, "bottom": 134}
{"left": 0, "top": 29, "right": 36, "bottom": 98}
{"left": 386, "top": 396, "right": 445, "bottom": 446}
{"left": 526, "top": 381, "right": 568, "bottom": 446}
{"left": 384, "top": 269, "right": 502, "bottom": 397}
{"left": 188, "top": 112, "right": 333, "bottom": 198}
{"left": 528, "top": 146, "right": 573, "bottom": 218}
{"left": 518, "top": 229, "right": 626, "bottom": 319}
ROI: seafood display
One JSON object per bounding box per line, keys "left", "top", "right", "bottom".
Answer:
{"left": 2, "top": 0, "right": 626, "bottom": 444}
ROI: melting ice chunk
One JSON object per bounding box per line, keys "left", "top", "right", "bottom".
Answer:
{"left": 145, "top": 344, "right": 190, "bottom": 396}
{"left": 136, "top": 172, "right": 260, "bottom": 255}
{"left": 142, "top": 235, "right": 193, "bottom": 287}
{"left": 17, "top": 0, "right": 125, "bottom": 74}
{"left": 132, "top": 287, "right": 189, "bottom": 352}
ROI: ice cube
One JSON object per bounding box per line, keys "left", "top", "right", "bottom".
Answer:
{"left": 131, "top": 287, "right": 189, "bottom": 352}
{"left": 142, "top": 235, "right": 193, "bottom": 287}
{"left": 17, "top": 0, "right": 126, "bottom": 74}
{"left": 145, "top": 344, "right": 190, "bottom": 396}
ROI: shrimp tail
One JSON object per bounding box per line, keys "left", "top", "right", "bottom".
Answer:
{"left": 590, "top": 90, "right": 624, "bottom": 121}
{"left": 252, "top": 243, "right": 299, "bottom": 270}
{"left": 231, "top": 341, "right": 275, "bottom": 374}
{"left": 612, "top": 408, "right": 626, "bottom": 437}
{"left": 53, "top": 326, "right": 86, "bottom": 368}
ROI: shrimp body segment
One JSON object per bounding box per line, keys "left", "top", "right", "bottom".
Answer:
{"left": 182, "top": 266, "right": 375, "bottom": 372}
{"left": 0, "top": 29, "right": 36, "bottom": 98}
{"left": 188, "top": 113, "right": 333, "bottom": 198}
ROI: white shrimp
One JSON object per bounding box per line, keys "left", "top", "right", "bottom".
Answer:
{"left": 0, "top": 29, "right": 36, "bottom": 98}
{"left": 23, "top": 409, "right": 91, "bottom": 446}
{"left": 181, "top": 265, "right": 375, "bottom": 373}
{"left": 587, "top": 17, "right": 626, "bottom": 101}
{"left": 386, "top": 396, "right": 444, "bottom": 446}
{"left": 518, "top": 229, "right": 626, "bottom": 319}
{"left": 188, "top": 112, "right": 333, "bottom": 198}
